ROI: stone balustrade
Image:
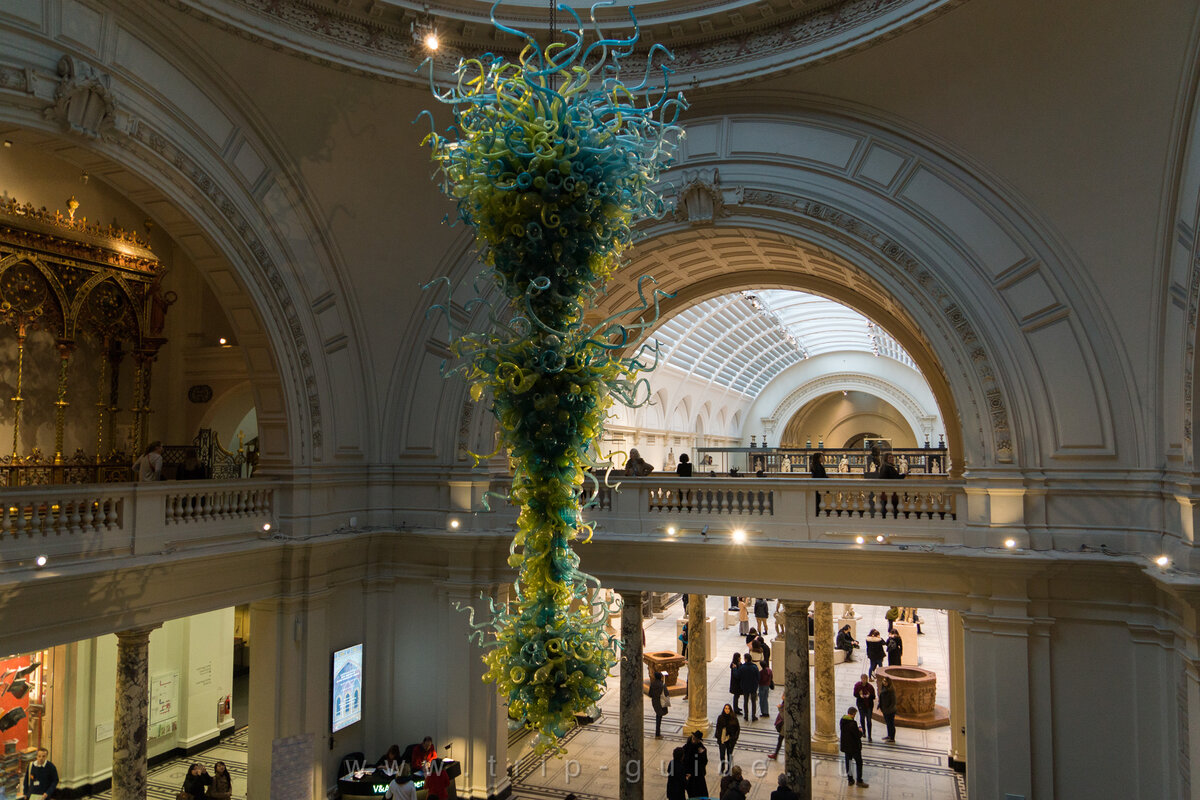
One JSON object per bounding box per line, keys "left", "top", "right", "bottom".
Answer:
{"left": 0, "top": 478, "right": 276, "bottom": 568}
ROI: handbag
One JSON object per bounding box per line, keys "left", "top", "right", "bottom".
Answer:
{"left": 661, "top": 690, "right": 671, "bottom": 710}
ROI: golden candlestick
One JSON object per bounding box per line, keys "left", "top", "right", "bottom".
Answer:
{"left": 10, "top": 326, "right": 25, "bottom": 461}
{"left": 53, "top": 342, "right": 73, "bottom": 465}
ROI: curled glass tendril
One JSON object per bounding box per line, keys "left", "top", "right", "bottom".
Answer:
{"left": 419, "top": 0, "right": 685, "bottom": 755}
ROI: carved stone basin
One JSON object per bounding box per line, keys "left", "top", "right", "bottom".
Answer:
{"left": 643, "top": 650, "right": 688, "bottom": 697}
{"left": 874, "top": 665, "right": 948, "bottom": 729}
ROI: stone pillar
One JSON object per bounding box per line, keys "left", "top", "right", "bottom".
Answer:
{"left": 684, "top": 594, "right": 710, "bottom": 736}
{"left": 947, "top": 610, "right": 967, "bottom": 771}
{"left": 782, "top": 601, "right": 812, "bottom": 799}
{"left": 812, "top": 602, "right": 838, "bottom": 754}
{"left": 112, "top": 624, "right": 161, "bottom": 800}
{"left": 619, "top": 590, "right": 645, "bottom": 800}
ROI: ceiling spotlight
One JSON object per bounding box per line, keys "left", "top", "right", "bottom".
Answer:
{"left": 875, "top": 535, "right": 885, "bottom": 543}
{"left": 855, "top": 536, "right": 864, "bottom": 545}
{"left": 2, "top": 140, "right": 11, "bottom": 148}
{"left": 1004, "top": 538, "right": 1017, "bottom": 549}
{"left": 732, "top": 529, "right": 746, "bottom": 544}
{"left": 449, "top": 518, "right": 460, "bottom": 529}
{"left": 666, "top": 525, "right": 677, "bottom": 536}
{"left": 35, "top": 555, "right": 46, "bottom": 567}
{"left": 1155, "top": 554, "right": 1170, "bottom": 568}
{"left": 262, "top": 522, "right": 271, "bottom": 532}
{"left": 218, "top": 337, "right": 228, "bottom": 346}
{"left": 424, "top": 31, "right": 440, "bottom": 51}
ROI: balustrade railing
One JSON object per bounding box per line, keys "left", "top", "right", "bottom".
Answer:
{"left": 0, "top": 478, "right": 276, "bottom": 567}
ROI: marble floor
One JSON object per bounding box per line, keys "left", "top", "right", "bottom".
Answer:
{"left": 510, "top": 596, "right": 964, "bottom": 800}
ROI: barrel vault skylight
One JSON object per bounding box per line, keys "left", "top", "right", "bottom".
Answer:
{"left": 652, "top": 290, "right": 916, "bottom": 396}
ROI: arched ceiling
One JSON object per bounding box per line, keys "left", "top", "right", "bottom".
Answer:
{"left": 653, "top": 289, "right": 916, "bottom": 396}
{"left": 169, "top": 0, "right": 961, "bottom": 86}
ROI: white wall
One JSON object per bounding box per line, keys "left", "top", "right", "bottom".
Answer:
{"left": 54, "top": 608, "right": 234, "bottom": 788}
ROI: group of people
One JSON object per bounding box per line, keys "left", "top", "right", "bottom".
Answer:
{"left": 178, "top": 761, "right": 233, "bottom": 800}
{"left": 808, "top": 447, "right": 906, "bottom": 479}
{"left": 374, "top": 738, "right": 452, "bottom": 800}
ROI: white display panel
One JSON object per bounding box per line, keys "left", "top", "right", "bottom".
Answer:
{"left": 331, "top": 644, "right": 363, "bottom": 733}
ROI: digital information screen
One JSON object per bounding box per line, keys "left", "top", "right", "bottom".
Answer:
{"left": 331, "top": 643, "right": 363, "bottom": 733}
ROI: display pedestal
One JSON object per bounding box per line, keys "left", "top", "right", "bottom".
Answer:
{"left": 723, "top": 609, "right": 735, "bottom": 630}
{"left": 895, "top": 621, "right": 919, "bottom": 666}
{"left": 643, "top": 651, "right": 689, "bottom": 697}
{"left": 676, "top": 616, "right": 715, "bottom": 661}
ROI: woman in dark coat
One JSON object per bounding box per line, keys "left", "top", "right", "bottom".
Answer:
{"left": 666, "top": 746, "right": 687, "bottom": 800}
{"left": 728, "top": 653, "right": 742, "bottom": 714}
{"left": 715, "top": 703, "right": 741, "bottom": 774}
{"left": 865, "top": 629, "right": 885, "bottom": 678}
{"left": 878, "top": 677, "right": 898, "bottom": 742}
{"left": 886, "top": 630, "right": 903, "bottom": 666}
{"left": 650, "top": 671, "right": 669, "bottom": 738}
{"left": 682, "top": 731, "right": 709, "bottom": 799}
{"left": 180, "top": 763, "right": 212, "bottom": 799}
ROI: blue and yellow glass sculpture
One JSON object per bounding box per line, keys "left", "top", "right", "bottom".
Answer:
{"left": 420, "top": 1, "right": 685, "bottom": 753}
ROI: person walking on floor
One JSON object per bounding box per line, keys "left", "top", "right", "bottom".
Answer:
{"left": 679, "top": 622, "right": 689, "bottom": 658}
{"left": 853, "top": 673, "right": 876, "bottom": 742}
{"left": 757, "top": 659, "right": 773, "bottom": 721}
{"left": 768, "top": 697, "right": 785, "bottom": 760}
{"left": 715, "top": 704, "right": 741, "bottom": 774}
{"left": 728, "top": 653, "right": 743, "bottom": 714}
{"left": 865, "top": 629, "right": 885, "bottom": 678}
{"left": 754, "top": 598, "right": 770, "bottom": 635}
{"left": 650, "top": 670, "right": 669, "bottom": 738}
{"left": 682, "top": 730, "right": 709, "bottom": 799}
{"left": 878, "top": 677, "right": 898, "bottom": 742}
{"left": 839, "top": 707, "right": 869, "bottom": 788}
{"left": 737, "top": 654, "right": 760, "bottom": 721}
{"left": 886, "top": 629, "right": 903, "bottom": 666}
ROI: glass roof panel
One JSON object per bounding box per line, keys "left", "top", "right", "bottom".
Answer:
{"left": 654, "top": 290, "right": 916, "bottom": 396}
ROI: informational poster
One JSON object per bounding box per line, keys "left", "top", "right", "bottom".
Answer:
{"left": 330, "top": 644, "right": 362, "bottom": 733}
{"left": 149, "top": 671, "right": 179, "bottom": 739}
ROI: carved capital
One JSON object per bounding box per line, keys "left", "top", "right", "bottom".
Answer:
{"left": 44, "top": 56, "right": 117, "bottom": 140}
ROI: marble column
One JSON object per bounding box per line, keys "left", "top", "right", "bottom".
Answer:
{"left": 113, "top": 624, "right": 161, "bottom": 800}
{"left": 619, "top": 590, "right": 645, "bottom": 800}
{"left": 782, "top": 601, "right": 812, "bottom": 799}
{"left": 684, "top": 594, "right": 710, "bottom": 736}
{"left": 812, "top": 602, "right": 838, "bottom": 754}
{"left": 948, "top": 610, "right": 967, "bottom": 771}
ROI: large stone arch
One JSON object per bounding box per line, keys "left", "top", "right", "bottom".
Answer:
{"left": 0, "top": 0, "right": 371, "bottom": 466}
{"left": 613, "top": 107, "right": 1134, "bottom": 471}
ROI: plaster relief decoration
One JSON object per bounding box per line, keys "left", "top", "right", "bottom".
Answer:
{"left": 668, "top": 167, "right": 740, "bottom": 226}
{"left": 44, "top": 56, "right": 117, "bottom": 140}
{"left": 420, "top": 4, "right": 684, "bottom": 753}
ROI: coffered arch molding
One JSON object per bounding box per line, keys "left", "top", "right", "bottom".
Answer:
{"left": 765, "top": 372, "right": 937, "bottom": 447}
{"left": 0, "top": 6, "right": 373, "bottom": 466}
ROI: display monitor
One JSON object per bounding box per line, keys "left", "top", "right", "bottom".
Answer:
{"left": 331, "top": 643, "right": 363, "bottom": 733}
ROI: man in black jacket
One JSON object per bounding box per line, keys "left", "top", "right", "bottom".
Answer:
{"left": 682, "top": 730, "right": 709, "bottom": 799}
{"left": 737, "top": 657, "right": 760, "bottom": 721}
{"left": 22, "top": 747, "right": 58, "bottom": 800}
{"left": 839, "top": 708, "right": 869, "bottom": 788}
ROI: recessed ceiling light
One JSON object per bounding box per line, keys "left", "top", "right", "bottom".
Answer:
{"left": 732, "top": 529, "right": 746, "bottom": 544}
{"left": 1004, "top": 538, "right": 1016, "bottom": 549}
{"left": 1155, "top": 554, "right": 1170, "bottom": 568}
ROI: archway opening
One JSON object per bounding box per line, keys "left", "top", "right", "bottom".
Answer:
{"left": 0, "top": 126, "right": 286, "bottom": 480}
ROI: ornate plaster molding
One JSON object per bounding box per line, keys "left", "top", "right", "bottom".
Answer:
{"left": 164, "top": 0, "right": 963, "bottom": 86}
{"left": 43, "top": 56, "right": 117, "bottom": 141}
{"left": 736, "top": 189, "right": 1013, "bottom": 462}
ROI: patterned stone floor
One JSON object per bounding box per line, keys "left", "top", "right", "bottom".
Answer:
{"left": 510, "top": 596, "right": 964, "bottom": 800}
{"left": 92, "top": 728, "right": 247, "bottom": 800}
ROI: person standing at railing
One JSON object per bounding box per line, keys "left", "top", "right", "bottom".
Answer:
{"left": 625, "top": 448, "right": 654, "bottom": 476}
{"left": 809, "top": 452, "right": 827, "bottom": 478}
{"left": 676, "top": 453, "right": 692, "bottom": 476}
{"left": 879, "top": 453, "right": 904, "bottom": 479}
{"left": 132, "top": 441, "right": 163, "bottom": 481}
